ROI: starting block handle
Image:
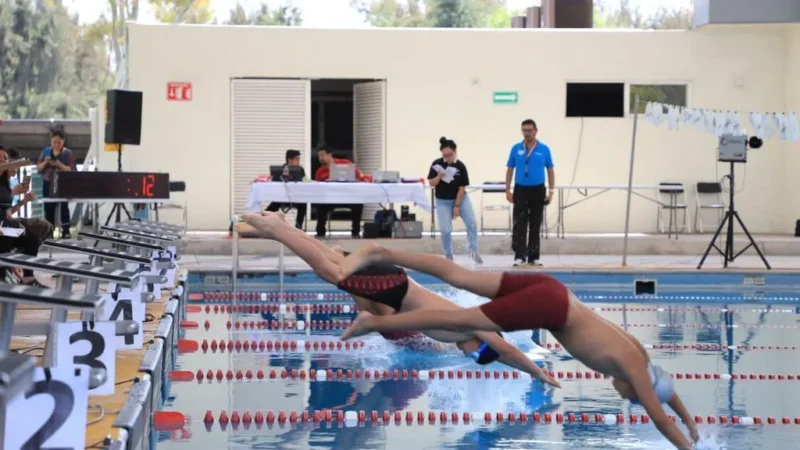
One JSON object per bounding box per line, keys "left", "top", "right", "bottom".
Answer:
{"left": 0, "top": 355, "right": 36, "bottom": 401}
{"left": 42, "top": 240, "right": 151, "bottom": 265}
{"left": 78, "top": 232, "right": 164, "bottom": 252}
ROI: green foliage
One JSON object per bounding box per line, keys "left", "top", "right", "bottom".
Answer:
{"left": 352, "top": 0, "right": 510, "bottom": 28}
{"left": 150, "top": 0, "right": 213, "bottom": 24}
{"left": 0, "top": 0, "right": 111, "bottom": 119}
{"left": 630, "top": 85, "right": 687, "bottom": 114}
{"left": 226, "top": 2, "right": 303, "bottom": 26}
{"left": 594, "top": 0, "right": 693, "bottom": 30}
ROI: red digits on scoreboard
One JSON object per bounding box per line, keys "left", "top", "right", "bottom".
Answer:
{"left": 141, "top": 175, "right": 155, "bottom": 197}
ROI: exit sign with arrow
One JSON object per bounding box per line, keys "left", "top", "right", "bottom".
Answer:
{"left": 493, "top": 91, "right": 519, "bottom": 104}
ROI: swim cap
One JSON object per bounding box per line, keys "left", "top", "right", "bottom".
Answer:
{"left": 469, "top": 341, "right": 500, "bottom": 365}
{"left": 631, "top": 364, "right": 674, "bottom": 404}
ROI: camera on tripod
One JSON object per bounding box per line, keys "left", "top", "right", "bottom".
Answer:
{"left": 717, "top": 134, "right": 763, "bottom": 163}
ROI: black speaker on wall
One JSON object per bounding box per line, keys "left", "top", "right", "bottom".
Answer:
{"left": 105, "top": 89, "right": 143, "bottom": 145}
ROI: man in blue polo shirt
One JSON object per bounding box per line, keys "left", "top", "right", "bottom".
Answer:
{"left": 504, "top": 119, "right": 555, "bottom": 266}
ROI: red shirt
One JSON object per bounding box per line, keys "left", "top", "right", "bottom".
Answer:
{"left": 314, "top": 157, "right": 365, "bottom": 181}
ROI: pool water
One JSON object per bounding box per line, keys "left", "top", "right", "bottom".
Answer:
{"left": 157, "top": 283, "right": 800, "bottom": 450}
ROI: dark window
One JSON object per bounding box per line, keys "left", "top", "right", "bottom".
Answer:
{"left": 566, "top": 82, "right": 625, "bottom": 118}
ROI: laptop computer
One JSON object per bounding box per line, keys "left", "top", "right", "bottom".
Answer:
{"left": 270, "top": 165, "right": 304, "bottom": 182}
{"left": 328, "top": 164, "right": 357, "bottom": 182}
{"left": 373, "top": 170, "right": 400, "bottom": 183}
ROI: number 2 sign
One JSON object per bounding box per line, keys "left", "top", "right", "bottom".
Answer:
{"left": 4, "top": 366, "right": 89, "bottom": 450}
{"left": 56, "top": 321, "right": 116, "bottom": 396}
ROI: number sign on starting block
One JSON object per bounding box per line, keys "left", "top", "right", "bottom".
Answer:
{"left": 97, "top": 294, "right": 146, "bottom": 349}
{"left": 4, "top": 366, "right": 89, "bottom": 450}
{"left": 56, "top": 321, "right": 116, "bottom": 396}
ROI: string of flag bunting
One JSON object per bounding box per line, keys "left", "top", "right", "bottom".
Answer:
{"left": 642, "top": 102, "right": 799, "bottom": 142}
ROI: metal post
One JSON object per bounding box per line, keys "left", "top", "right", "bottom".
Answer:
{"left": 278, "top": 243, "right": 285, "bottom": 293}
{"left": 44, "top": 275, "right": 74, "bottom": 367}
{"left": 232, "top": 218, "right": 239, "bottom": 296}
{"left": 0, "top": 303, "right": 17, "bottom": 355}
{"left": 622, "top": 95, "right": 641, "bottom": 267}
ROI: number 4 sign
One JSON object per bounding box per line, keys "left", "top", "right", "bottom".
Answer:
{"left": 4, "top": 367, "right": 89, "bottom": 450}
{"left": 97, "top": 293, "right": 146, "bottom": 350}
{"left": 56, "top": 321, "right": 116, "bottom": 396}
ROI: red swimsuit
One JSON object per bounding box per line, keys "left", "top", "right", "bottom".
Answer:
{"left": 479, "top": 273, "right": 570, "bottom": 332}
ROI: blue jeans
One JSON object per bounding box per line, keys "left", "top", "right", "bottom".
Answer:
{"left": 436, "top": 195, "right": 478, "bottom": 257}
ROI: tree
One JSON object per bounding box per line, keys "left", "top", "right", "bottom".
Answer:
{"left": 226, "top": 2, "right": 303, "bottom": 26}
{"left": 150, "top": 0, "right": 213, "bottom": 24}
{"left": 350, "top": 0, "right": 430, "bottom": 27}
{"left": 594, "top": 0, "right": 693, "bottom": 30}
{"left": 0, "top": 0, "right": 110, "bottom": 119}
{"left": 351, "top": 0, "right": 511, "bottom": 28}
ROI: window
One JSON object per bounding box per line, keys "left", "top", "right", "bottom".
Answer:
{"left": 566, "top": 82, "right": 625, "bottom": 118}
{"left": 629, "top": 84, "right": 688, "bottom": 114}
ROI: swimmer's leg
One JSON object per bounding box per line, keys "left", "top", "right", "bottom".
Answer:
{"left": 342, "top": 244, "right": 502, "bottom": 298}
{"left": 243, "top": 213, "right": 347, "bottom": 284}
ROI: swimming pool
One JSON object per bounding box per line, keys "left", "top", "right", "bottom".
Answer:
{"left": 156, "top": 271, "right": 800, "bottom": 450}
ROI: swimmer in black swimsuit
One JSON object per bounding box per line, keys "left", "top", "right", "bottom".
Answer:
{"left": 237, "top": 211, "right": 558, "bottom": 386}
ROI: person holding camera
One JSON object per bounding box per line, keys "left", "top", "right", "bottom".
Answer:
{"left": 37, "top": 129, "right": 75, "bottom": 239}
{"left": 428, "top": 137, "right": 482, "bottom": 264}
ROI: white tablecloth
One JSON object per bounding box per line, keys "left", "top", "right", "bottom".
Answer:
{"left": 245, "top": 182, "right": 432, "bottom": 213}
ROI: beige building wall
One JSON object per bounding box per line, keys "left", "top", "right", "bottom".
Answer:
{"left": 116, "top": 24, "right": 794, "bottom": 233}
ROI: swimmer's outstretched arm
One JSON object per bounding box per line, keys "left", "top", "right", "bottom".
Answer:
{"left": 624, "top": 366, "right": 694, "bottom": 449}
{"left": 475, "top": 332, "right": 561, "bottom": 388}
{"left": 667, "top": 394, "right": 699, "bottom": 442}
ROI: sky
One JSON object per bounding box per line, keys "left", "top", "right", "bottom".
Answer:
{"left": 66, "top": 0, "right": 694, "bottom": 27}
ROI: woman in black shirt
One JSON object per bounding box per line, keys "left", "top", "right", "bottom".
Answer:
{"left": 427, "top": 137, "right": 482, "bottom": 263}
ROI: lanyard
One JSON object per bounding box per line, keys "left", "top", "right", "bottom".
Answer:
{"left": 523, "top": 142, "right": 536, "bottom": 177}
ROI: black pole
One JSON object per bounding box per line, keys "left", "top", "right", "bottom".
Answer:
{"left": 115, "top": 143, "right": 122, "bottom": 223}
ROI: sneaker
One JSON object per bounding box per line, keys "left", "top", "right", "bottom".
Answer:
{"left": 513, "top": 259, "right": 526, "bottom": 267}
{"left": 527, "top": 259, "right": 543, "bottom": 266}
{"left": 469, "top": 252, "right": 483, "bottom": 265}
{"left": 61, "top": 231, "right": 71, "bottom": 239}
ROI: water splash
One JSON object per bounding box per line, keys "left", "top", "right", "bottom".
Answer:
{"left": 694, "top": 433, "right": 726, "bottom": 450}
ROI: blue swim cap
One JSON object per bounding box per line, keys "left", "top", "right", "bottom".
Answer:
{"left": 469, "top": 342, "right": 500, "bottom": 365}
{"left": 631, "top": 364, "right": 675, "bottom": 405}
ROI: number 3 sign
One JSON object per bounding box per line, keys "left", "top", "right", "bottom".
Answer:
{"left": 56, "top": 321, "right": 116, "bottom": 395}
{"left": 4, "top": 367, "right": 89, "bottom": 450}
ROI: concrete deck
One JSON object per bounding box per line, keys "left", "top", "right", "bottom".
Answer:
{"left": 175, "top": 232, "right": 800, "bottom": 257}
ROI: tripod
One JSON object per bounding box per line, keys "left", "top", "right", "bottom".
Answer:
{"left": 697, "top": 162, "right": 770, "bottom": 270}
{"left": 104, "top": 143, "right": 131, "bottom": 225}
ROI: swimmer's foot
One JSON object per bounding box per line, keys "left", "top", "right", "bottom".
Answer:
{"left": 260, "top": 210, "right": 287, "bottom": 223}
{"left": 241, "top": 212, "right": 285, "bottom": 239}
{"left": 340, "top": 311, "right": 376, "bottom": 340}
{"left": 340, "top": 243, "right": 385, "bottom": 278}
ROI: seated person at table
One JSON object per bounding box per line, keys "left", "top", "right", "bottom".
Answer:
{"left": 236, "top": 211, "right": 559, "bottom": 387}
{"left": 0, "top": 147, "right": 53, "bottom": 286}
{"left": 265, "top": 149, "right": 307, "bottom": 229}
{"left": 314, "top": 146, "right": 366, "bottom": 238}
{"left": 337, "top": 243, "right": 699, "bottom": 450}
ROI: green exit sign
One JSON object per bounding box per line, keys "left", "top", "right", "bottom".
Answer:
{"left": 493, "top": 91, "right": 519, "bottom": 104}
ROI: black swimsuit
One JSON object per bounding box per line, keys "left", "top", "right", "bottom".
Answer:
{"left": 337, "top": 263, "right": 409, "bottom": 311}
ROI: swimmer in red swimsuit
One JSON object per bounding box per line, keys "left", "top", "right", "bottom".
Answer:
{"left": 337, "top": 243, "right": 699, "bottom": 450}
{"left": 238, "top": 212, "right": 559, "bottom": 387}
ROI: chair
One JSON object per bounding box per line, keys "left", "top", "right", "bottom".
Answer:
{"left": 694, "top": 182, "right": 725, "bottom": 233}
{"left": 479, "top": 182, "right": 512, "bottom": 235}
{"left": 656, "top": 182, "right": 689, "bottom": 238}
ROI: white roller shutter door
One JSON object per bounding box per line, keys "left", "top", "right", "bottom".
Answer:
{"left": 353, "top": 81, "right": 386, "bottom": 221}
{"left": 230, "top": 78, "right": 310, "bottom": 215}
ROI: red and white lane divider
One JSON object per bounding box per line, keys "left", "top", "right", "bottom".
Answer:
{"left": 151, "top": 409, "right": 800, "bottom": 431}
{"left": 196, "top": 292, "right": 352, "bottom": 303}
{"left": 181, "top": 319, "right": 353, "bottom": 331}
{"left": 179, "top": 319, "right": 800, "bottom": 336}
{"left": 594, "top": 306, "right": 798, "bottom": 314}
{"left": 187, "top": 339, "right": 367, "bottom": 354}
{"left": 169, "top": 368, "right": 800, "bottom": 383}
{"left": 188, "top": 303, "right": 356, "bottom": 315}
